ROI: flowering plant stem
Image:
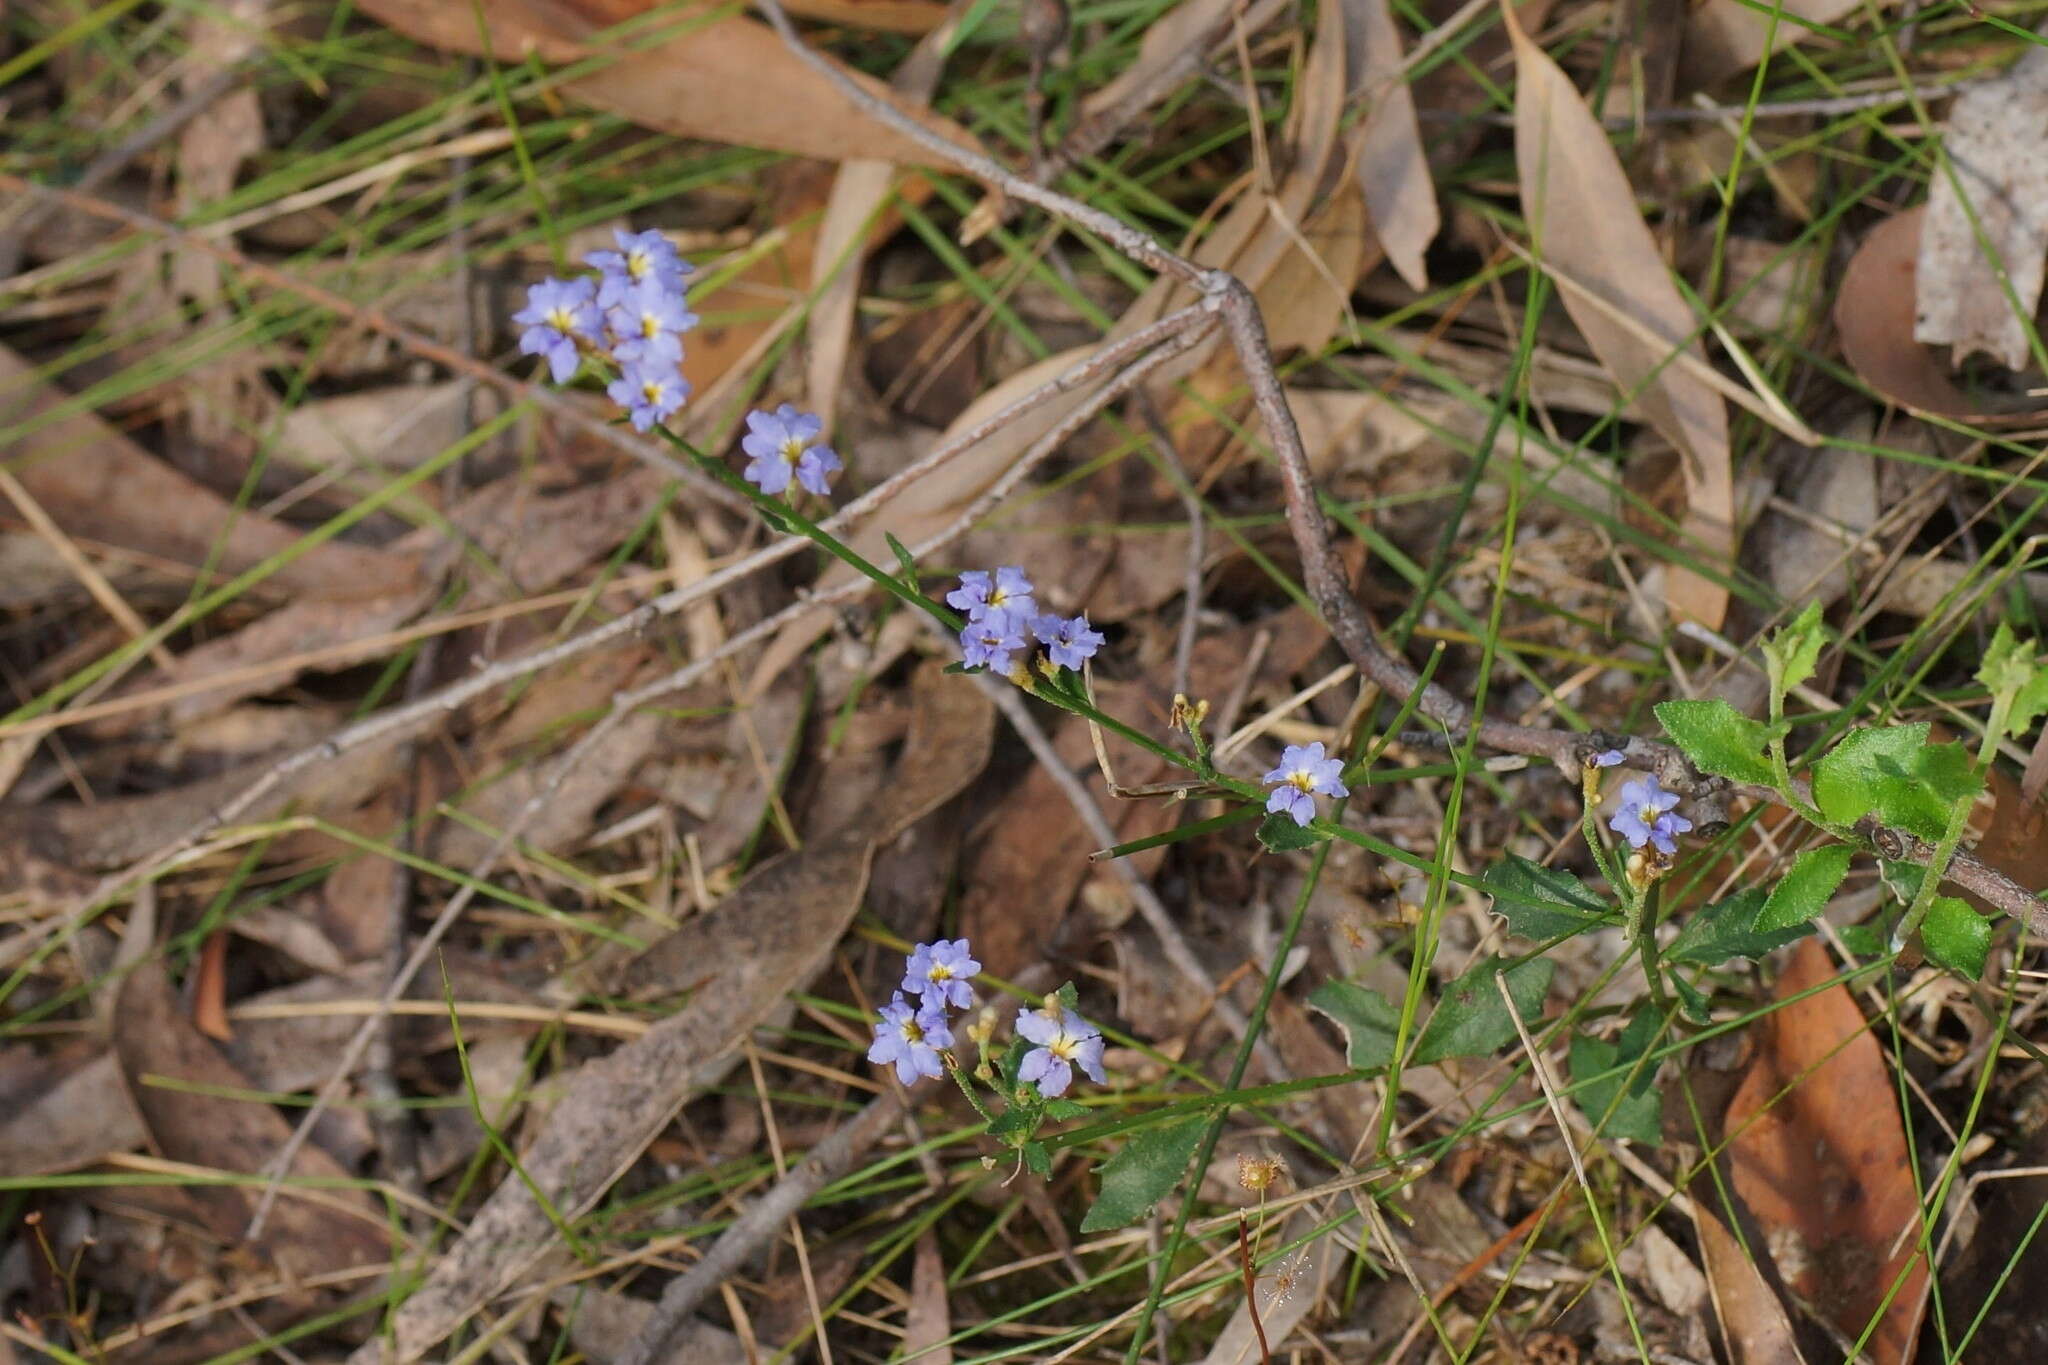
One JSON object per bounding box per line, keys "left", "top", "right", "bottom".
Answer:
{"left": 1894, "top": 687, "right": 2014, "bottom": 950}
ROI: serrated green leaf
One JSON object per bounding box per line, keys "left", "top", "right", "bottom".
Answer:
{"left": 1307, "top": 980, "right": 1400, "bottom": 1068}
{"left": 1812, "top": 724, "right": 1982, "bottom": 841}
{"left": 1079, "top": 1116, "right": 1206, "bottom": 1233}
{"left": 1568, "top": 1012, "right": 1662, "bottom": 1144}
{"left": 2011, "top": 669, "right": 2048, "bottom": 741}
{"left": 1762, "top": 600, "right": 1827, "bottom": 702}
{"left": 1256, "top": 811, "right": 1324, "bottom": 852}
{"left": 1755, "top": 843, "right": 1855, "bottom": 932}
{"left": 1667, "top": 889, "right": 1814, "bottom": 965}
{"left": 1921, "top": 896, "right": 1992, "bottom": 978}
{"left": 1022, "top": 1140, "right": 1052, "bottom": 1178}
{"left": 1412, "top": 957, "right": 1555, "bottom": 1065}
{"left": 1653, "top": 698, "right": 1779, "bottom": 785}
{"left": 1482, "top": 855, "right": 1614, "bottom": 940}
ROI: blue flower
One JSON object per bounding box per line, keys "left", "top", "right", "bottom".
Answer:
{"left": 513, "top": 276, "right": 601, "bottom": 384}
{"left": 1016, "top": 1004, "right": 1106, "bottom": 1098}
{"left": 1592, "top": 748, "right": 1627, "bottom": 768}
{"left": 1260, "top": 741, "right": 1350, "bottom": 828}
{"left": 868, "top": 993, "right": 953, "bottom": 1085}
{"left": 741, "top": 404, "right": 840, "bottom": 496}
{"left": 960, "top": 607, "right": 1027, "bottom": 673}
{"left": 947, "top": 567, "right": 1036, "bottom": 622}
{"left": 586, "top": 228, "right": 690, "bottom": 309}
{"left": 606, "top": 360, "right": 690, "bottom": 432}
{"left": 1035, "top": 613, "right": 1104, "bottom": 670}
{"left": 1610, "top": 776, "right": 1692, "bottom": 856}
{"left": 606, "top": 277, "right": 698, "bottom": 366}
{"left": 904, "top": 938, "right": 979, "bottom": 1011}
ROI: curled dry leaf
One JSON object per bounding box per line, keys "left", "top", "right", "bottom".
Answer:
{"left": 1838, "top": 208, "right": 2048, "bottom": 421}
{"left": 1504, "top": 2, "right": 1734, "bottom": 628}
{"left": 354, "top": 0, "right": 978, "bottom": 169}
{"left": 1724, "top": 938, "right": 1928, "bottom": 1364}
{"left": 1915, "top": 30, "right": 2048, "bottom": 372}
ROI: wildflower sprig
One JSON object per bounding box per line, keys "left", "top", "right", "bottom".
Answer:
{"left": 866, "top": 940, "right": 1101, "bottom": 1178}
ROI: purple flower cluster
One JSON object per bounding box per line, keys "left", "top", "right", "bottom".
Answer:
{"left": 866, "top": 938, "right": 1108, "bottom": 1100}
{"left": 1261, "top": 741, "right": 1350, "bottom": 827}
{"left": 948, "top": 567, "right": 1104, "bottom": 676}
{"left": 869, "top": 938, "right": 981, "bottom": 1085}
{"left": 513, "top": 228, "right": 698, "bottom": 430}
{"left": 1610, "top": 776, "right": 1692, "bottom": 856}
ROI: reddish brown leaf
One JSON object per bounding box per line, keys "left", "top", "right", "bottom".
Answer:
{"left": 1724, "top": 939, "right": 1928, "bottom": 1364}
{"left": 355, "top": 0, "right": 977, "bottom": 169}
{"left": 1836, "top": 210, "right": 2048, "bottom": 422}
{"left": 191, "top": 929, "right": 233, "bottom": 1043}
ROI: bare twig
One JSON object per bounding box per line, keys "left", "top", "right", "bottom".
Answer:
{"left": 616, "top": 1091, "right": 906, "bottom": 1365}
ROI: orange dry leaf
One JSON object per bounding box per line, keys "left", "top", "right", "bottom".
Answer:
{"left": 1724, "top": 939, "right": 1928, "bottom": 1364}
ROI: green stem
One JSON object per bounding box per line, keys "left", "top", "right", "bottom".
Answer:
{"left": 1896, "top": 691, "right": 2014, "bottom": 950}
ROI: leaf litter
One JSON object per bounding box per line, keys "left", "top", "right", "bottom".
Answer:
{"left": 3, "top": 2, "right": 2048, "bottom": 1362}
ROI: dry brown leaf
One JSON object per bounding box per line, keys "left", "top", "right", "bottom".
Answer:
{"left": 113, "top": 958, "right": 389, "bottom": 1281}
{"left": 0, "top": 1047, "right": 149, "bottom": 1177}
{"left": 1680, "top": 0, "right": 1863, "bottom": 92}
{"left": 1504, "top": 2, "right": 1734, "bottom": 627}
{"left": 1915, "top": 30, "right": 2048, "bottom": 372}
{"left": 903, "top": 1232, "right": 955, "bottom": 1365}
{"left": 1724, "top": 938, "right": 1928, "bottom": 1364}
{"left": 355, "top": 662, "right": 992, "bottom": 1363}
{"left": 1344, "top": 0, "right": 1437, "bottom": 291}
{"left": 1690, "top": 1199, "right": 1807, "bottom": 1365}
{"left": 0, "top": 344, "right": 420, "bottom": 600}
{"left": 355, "top": 0, "right": 978, "bottom": 169}
{"left": 808, "top": 19, "right": 954, "bottom": 430}
{"left": 1837, "top": 209, "right": 2048, "bottom": 421}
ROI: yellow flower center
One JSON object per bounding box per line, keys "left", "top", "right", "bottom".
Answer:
{"left": 1286, "top": 768, "right": 1317, "bottom": 793}
{"left": 1048, "top": 1034, "right": 1080, "bottom": 1061}
{"left": 545, "top": 306, "right": 577, "bottom": 332}
{"left": 640, "top": 379, "right": 664, "bottom": 402}
{"left": 626, "top": 250, "right": 652, "bottom": 280}
{"left": 928, "top": 963, "right": 953, "bottom": 982}
{"left": 900, "top": 1017, "right": 925, "bottom": 1045}
{"left": 639, "top": 314, "right": 661, "bottom": 339}
{"left": 779, "top": 437, "right": 805, "bottom": 466}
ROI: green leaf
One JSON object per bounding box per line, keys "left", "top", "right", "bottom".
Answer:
{"left": 1022, "top": 1140, "right": 1052, "bottom": 1179}
{"left": 1982, "top": 618, "right": 2048, "bottom": 738}
{"left": 883, "top": 531, "right": 920, "bottom": 585}
{"left": 1672, "top": 973, "right": 1712, "bottom": 1024}
{"left": 1043, "top": 1098, "right": 1090, "bottom": 1121}
{"left": 1079, "top": 1116, "right": 1207, "bottom": 1233}
{"left": 1653, "top": 698, "right": 1779, "bottom": 786}
{"left": 1755, "top": 843, "right": 1855, "bottom": 932}
{"left": 1762, "top": 600, "right": 1828, "bottom": 702}
{"left": 1921, "top": 896, "right": 1992, "bottom": 978}
{"left": 1412, "top": 957, "right": 1555, "bottom": 1065}
{"left": 987, "top": 1105, "right": 1035, "bottom": 1140}
{"left": 1307, "top": 980, "right": 1400, "bottom": 1068}
{"left": 1568, "top": 1011, "right": 1662, "bottom": 1144}
{"left": 1836, "top": 923, "right": 1887, "bottom": 958}
{"left": 1667, "top": 889, "right": 1814, "bottom": 965}
{"left": 1811, "top": 724, "right": 1982, "bottom": 841}
{"left": 1482, "top": 855, "right": 1614, "bottom": 941}
{"left": 1256, "top": 811, "right": 1324, "bottom": 852}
